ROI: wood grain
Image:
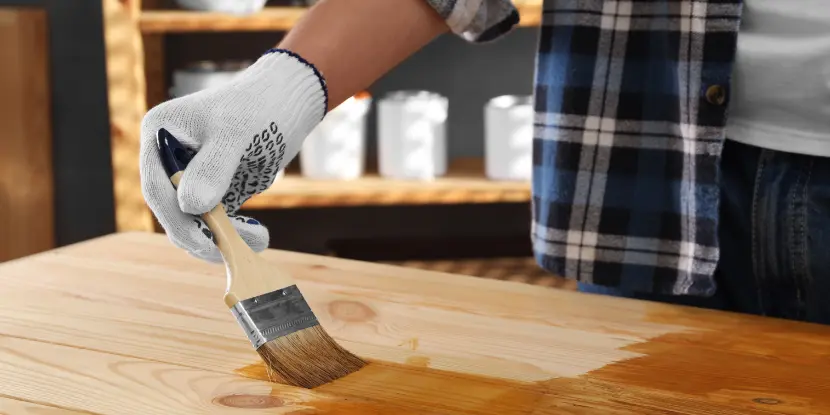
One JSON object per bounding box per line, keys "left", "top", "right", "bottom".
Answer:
{"left": 139, "top": 1, "right": 542, "bottom": 34}
{"left": 243, "top": 158, "right": 531, "bottom": 209}
{"left": 102, "top": 0, "right": 156, "bottom": 232}
{"left": 0, "top": 232, "right": 829, "bottom": 414}
{"left": 0, "top": 397, "right": 88, "bottom": 415}
{"left": 0, "top": 335, "right": 431, "bottom": 415}
{"left": 0, "top": 8, "right": 54, "bottom": 263}
{"left": 140, "top": 7, "right": 306, "bottom": 33}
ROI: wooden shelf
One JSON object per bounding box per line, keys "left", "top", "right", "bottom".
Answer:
{"left": 140, "top": 7, "right": 307, "bottom": 33}
{"left": 241, "top": 158, "right": 531, "bottom": 209}
{"left": 103, "top": 0, "right": 540, "bottom": 231}
{"left": 382, "top": 257, "right": 577, "bottom": 289}
{"left": 139, "top": 1, "right": 542, "bottom": 33}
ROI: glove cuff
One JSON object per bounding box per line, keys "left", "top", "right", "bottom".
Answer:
{"left": 220, "top": 47, "right": 328, "bottom": 131}
{"left": 261, "top": 48, "right": 329, "bottom": 118}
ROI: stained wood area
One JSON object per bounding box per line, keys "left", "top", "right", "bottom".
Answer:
{"left": 2, "top": 232, "right": 829, "bottom": 414}
{"left": 140, "top": 0, "right": 542, "bottom": 33}
{"left": 0, "top": 8, "right": 54, "bottom": 262}
{"left": 243, "top": 158, "right": 530, "bottom": 209}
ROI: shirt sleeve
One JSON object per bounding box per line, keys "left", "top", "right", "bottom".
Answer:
{"left": 425, "top": 0, "right": 520, "bottom": 43}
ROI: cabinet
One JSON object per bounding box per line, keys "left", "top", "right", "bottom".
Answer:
{"left": 101, "top": 0, "right": 542, "bottom": 232}
{"left": 0, "top": 8, "right": 54, "bottom": 262}
{"left": 98, "top": 0, "right": 564, "bottom": 287}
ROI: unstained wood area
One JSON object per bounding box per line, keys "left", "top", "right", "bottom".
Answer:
{"left": 1, "top": 232, "right": 829, "bottom": 414}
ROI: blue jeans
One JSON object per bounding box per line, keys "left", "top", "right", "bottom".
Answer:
{"left": 579, "top": 139, "right": 830, "bottom": 325}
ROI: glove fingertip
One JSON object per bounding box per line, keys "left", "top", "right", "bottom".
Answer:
{"left": 175, "top": 139, "right": 243, "bottom": 214}
{"left": 177, "top": 180, "right": 223, "bottom": 215}
{"left": 229, "top": 214, "right": 270, "bottom": 252}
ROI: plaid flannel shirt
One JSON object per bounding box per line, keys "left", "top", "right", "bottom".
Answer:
{"left": 434, "top": 0, "right": 744, "bottom": 296}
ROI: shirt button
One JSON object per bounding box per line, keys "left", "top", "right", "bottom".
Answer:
{"left": 705, "top": 84, "right": 726, "bottom": 106}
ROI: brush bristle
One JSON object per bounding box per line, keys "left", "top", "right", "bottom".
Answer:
{"left": 256, "top": 325, "right": 367, "bottom": 388}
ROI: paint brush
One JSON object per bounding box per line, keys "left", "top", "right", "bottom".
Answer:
{"left": 156, "top": 128, "right": 366, "bottom": 388}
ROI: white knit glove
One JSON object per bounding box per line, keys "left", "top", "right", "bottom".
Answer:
{"left": 139, "top": 49, "right": 327, "bottom": 262}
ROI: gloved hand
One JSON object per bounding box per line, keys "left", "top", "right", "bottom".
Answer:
{"left": 139, "top": 49, "right": 328, "bottom": 262}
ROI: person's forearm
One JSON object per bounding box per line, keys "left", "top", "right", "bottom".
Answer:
{"left": 278, "top": 0, "right": 449, "bottom": 111}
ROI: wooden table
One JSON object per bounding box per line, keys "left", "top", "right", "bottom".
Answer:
{"left": 1, "top": 233, "right": 829, "bottom": 414}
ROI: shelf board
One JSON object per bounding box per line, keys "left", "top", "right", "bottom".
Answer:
{"left": 241, "top": 158, "right": 531, "bottom": 209}
{"left": 139, "top": 1, "right": 542, "bottom": 34}
{"left": 140, "top": 7, "right": 307, "bottom": 33}
{"left": 382, "top": 257, "right": 577, "bottom": 289}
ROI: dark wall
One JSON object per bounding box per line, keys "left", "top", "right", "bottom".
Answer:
{"left": 0, "top": 1, "right": 115, "bottom": 246}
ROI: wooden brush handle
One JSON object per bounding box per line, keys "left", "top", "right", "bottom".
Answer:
{"left": 157, "top": 129, "right": 297, "bottom": 308}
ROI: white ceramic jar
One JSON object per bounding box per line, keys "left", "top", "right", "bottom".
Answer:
{"left": 484, "top": 95, "right": 534, "bottom": 181}
{"left": 299, "top": 93, "right": 372, "bottom": 180}
{"left": 174, "top": 0, "right": 267, "bottom": 15}
{"left": 376, "top": 91, "right": 448, "bottom": 180}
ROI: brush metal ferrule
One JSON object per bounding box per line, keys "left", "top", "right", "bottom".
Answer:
{"left": 230, "top": 285, "right": 320, "bottom": 349}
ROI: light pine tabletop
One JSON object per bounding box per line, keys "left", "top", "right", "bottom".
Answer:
{"left": 0, "top": 232, "right": 828, "bottom": 414}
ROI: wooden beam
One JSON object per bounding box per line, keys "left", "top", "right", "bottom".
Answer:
{"left": 243, "top": 159, "right": 531, "bottom": 210}
{"left": 140, "top": 7, "right": 307, "bottom": 33}
{"left": 102, "top": 0, "right": 156, "bottom": 232}
{"left": 142, "top": 34, "right": 166, "bottom": 110}
{"left": 515, "top": 0, "right": 542, "bottom": 26}
{"left": 0, "top": 8, "right": 55, "bottom": 262}
{"left": 383, "top": 257, "right": 577, "bottom": 289}
{"left": 139, "top": 1, "right": 542, "bottom": 34}
{"left": 142, "top": 0, "right": 167, "bottom": 110}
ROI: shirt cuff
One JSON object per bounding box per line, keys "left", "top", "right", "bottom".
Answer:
{"left": 426, "top": 0, "right": 520, "bottom": 43}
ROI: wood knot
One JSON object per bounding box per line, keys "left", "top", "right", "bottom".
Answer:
{"left": 328, "top": 300, "right": 376, "bottom": 323}
{"left": 753, "top": 398, "right": 782, "bottom": 405}
{"left": 213, "top": 394, "right": 284, "bottom": 408}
